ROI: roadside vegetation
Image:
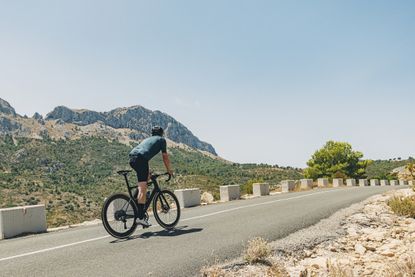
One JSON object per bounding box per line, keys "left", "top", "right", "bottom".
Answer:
{"left": 304, "top": 141, "right": 371, "bottom": 180}
{"left": 0, "top": 135, "right": 302, "bottom": 227}
{"left": 388, "top": 196, "right": 415, "bottom": 218}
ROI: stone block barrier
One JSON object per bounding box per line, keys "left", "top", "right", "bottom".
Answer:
{"left": 252, "top": 183, "right": 269, "bottom": 197}
{"left": 370, "top": 179, "right": 379, "bottom": 186}
{"left": 174, "top": 188, "right": 201, "bottom": 208}
{"left": 0, "top": 205, "right": 47, "bottom": 239}
{"left": 281, "top": 180, "right": 295, "bottom": 193}
{"left": 300, "top": 179, "right": 313, "bottom": 190}
{"left": 380, "top": 180, "right": 389, "bottom": 186}
{"left": 359, "top": 179, "right": 368, "bottom": 186}
{"left": 220, "top": 185, "right": 240, "bottom": 202}
{"left": 390, "top": 180, "right": 399, "bottom": 186}
{"left": 317, "top": 178, "right": 328, "bottom": 188}
{"left": 333, "top": 178, "right": 343, "bottom": 187}
{"left": 346, "top": 179, "right": 356, "bottom": 187}
{"left": 399, "top": 180, "right": 408, "bottom": 186}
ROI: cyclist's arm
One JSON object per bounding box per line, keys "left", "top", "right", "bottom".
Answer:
{"left": 162, "top": 152, "right": 173, "bottom": 176}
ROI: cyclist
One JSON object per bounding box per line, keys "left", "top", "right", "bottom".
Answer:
{"left": 129, "top": 126, "right": 173, "bottom": 227}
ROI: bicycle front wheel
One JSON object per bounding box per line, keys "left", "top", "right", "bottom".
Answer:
{"left": 153, "top": 190, "right": 181, "bottom": 230}
{"left": 101, "top": 193, "right": 138, "bottom": 239}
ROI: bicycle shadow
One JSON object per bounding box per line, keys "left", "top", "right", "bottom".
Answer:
{"left": 110, "top": 225, "right": 203, "bottom": 243}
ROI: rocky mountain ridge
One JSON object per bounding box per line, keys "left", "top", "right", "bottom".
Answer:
{"left": 0, "top": 98, "right": 217, "bottom": 155}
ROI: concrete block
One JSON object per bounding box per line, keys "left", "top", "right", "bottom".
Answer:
{"left": 174, "top": 188, "right": 201, "bottom": 208}
{"left": 399, "top": 180, "right": 408, "bottom": 186}
{"left": 317, "top": 178, "right": 329, "bottom": 188}
{"left": 409, "top": 180, "right": 414, "bottom": 186}
{"left": 370, "top": 179, "right": 379, "bottom": 186}
{"left": 0, "top": 205, "right": 47, "bottom": 239}
{"left": 390, "top": 180, "right": 399, "bottom": 186}
{"left": 220, "top": 185, "right": 240, "bottom": 202}
{"left": 380, "top": 180, "right": 389, "bottom": 186}
{"left": 281, "top": 180, "right": 295, "bottom": 193}
{"left": 333, "top": 178, "right": 343, "bottom": 187}
{"left": 346, "top": 179, "right": 356, "bottom": 187}
{"left": 300, "top": 179, "right": 313, "bottom": 190}
{"left": 359, "top": 179, "right": 368, "bottom": 186}
{"left": 252, "top": 183, "right": 269, "bottom": 197}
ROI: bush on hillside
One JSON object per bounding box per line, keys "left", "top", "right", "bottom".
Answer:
{"left": 388, "top": 196, "right": 415, "bottom": 218}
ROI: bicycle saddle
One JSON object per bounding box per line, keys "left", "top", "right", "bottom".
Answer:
{"left": 117, "top": 170, "right": 132, "bottom": 175}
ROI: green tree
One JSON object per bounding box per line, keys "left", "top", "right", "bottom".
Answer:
{"left": 304, "top": 141, "right": 371, "bottom": 179}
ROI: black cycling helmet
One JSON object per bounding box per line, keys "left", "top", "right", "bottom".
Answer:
{"left": 151, "top": 126, "right": 164, "bottom": 136}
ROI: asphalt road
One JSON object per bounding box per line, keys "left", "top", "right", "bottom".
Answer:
{"left": 0, "top": 186, "right": 404, "bottom": 277}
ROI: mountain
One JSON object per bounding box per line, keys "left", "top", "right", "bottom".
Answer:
{"left": 0, "top": 98, "right": 216, "bottom": 155}
{"left": 45, "top": 105, "right": 217, "bottom": 155}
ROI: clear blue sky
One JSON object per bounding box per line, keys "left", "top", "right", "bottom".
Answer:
{"left": 1, "top": 1, "right": 414, "bottom": 167}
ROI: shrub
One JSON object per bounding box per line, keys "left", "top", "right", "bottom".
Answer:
{"left": 266, "top": 262, "right": 290, "bottom": 277}
{"left": 388, "top": 196, "right": 415, "bottom": 218}
{"left": 384, "top": 256, "right": 415, "bottom": 277}
{"left": 327, "top": 260, "right": 353, "bottom": 277}
{"left": 243, "top": 237, "right": 271, "bottom": 264}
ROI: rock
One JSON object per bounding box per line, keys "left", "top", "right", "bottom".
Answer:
{"left": 368, "top": 231, "right": 386, "bottom": 242}
{"left": 308, "top": 257, "right": 327, "bottom": 270}
{"left": 201, "top": 192, "right": 215, "bottom": 204}
{"left": 0, "top": 117, "right": 21, "bottom": 133}
{"left": 347, "top": 227, "right": 358, "bottom": 236}
{"left": 304, "top": 250, "right": 313, "bottom": 257}
{"left": 355, "top": 243, "right": 366, "bottom": 255}
{"left": 380, "top": 250, "right": 395, "bottom": 257}
{"left": 0, "top": 98, "right": 16, "bottom": 116}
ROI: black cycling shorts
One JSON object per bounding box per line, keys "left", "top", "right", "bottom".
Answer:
{"left": 129, "top": 154, "right": 149, "bottom": 182}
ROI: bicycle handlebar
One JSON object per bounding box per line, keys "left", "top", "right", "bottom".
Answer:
{"left": 151, "top": 172, "right": 172, "bottom": 182}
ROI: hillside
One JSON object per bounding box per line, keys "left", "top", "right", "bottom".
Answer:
{"left": 366, "top": 158, "right": 414, "bottom": 179}
{"left": 0, "top": 136, "right": 302, "bottom": 227}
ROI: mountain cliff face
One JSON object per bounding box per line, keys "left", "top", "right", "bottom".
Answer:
{"left": 0, "top": 98, "right": 217, "bottom": 155}
{"left": 0, "top": 98, "right": 16, "bottom": 116}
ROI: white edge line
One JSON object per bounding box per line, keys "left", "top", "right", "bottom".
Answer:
{"left": 0, "top": 235, "right": 110, "bottom": 262}
{"left": 0, "top": 188, "right": 349, "bottom": 262}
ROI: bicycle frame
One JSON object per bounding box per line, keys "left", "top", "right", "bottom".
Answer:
{"left": 121, "top": 173, "right": 170, "bottom": 215}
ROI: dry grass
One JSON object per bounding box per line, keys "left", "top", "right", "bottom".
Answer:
{"left": 388, "top": 196, "right": 415, "bottom": 218}
{"left": 200, "top": 264, "right": 228, "bottom": 277}
{"left": 266, "top": 262, "right": 290, "bottom": 277}
{"left": 384, "top": 256, "right": 415, "bottom": 277}
{"left": 327, "top": 260, "right": 353, "bottom": 277}
{"left": 243, "top": 237, "right": 272, "bottom": 264}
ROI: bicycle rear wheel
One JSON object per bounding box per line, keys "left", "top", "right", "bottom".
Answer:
{"left": 153, "top": 190, "right": 181, "bottom": 230}
{"left": 101, "top": 193, "right": 138, "bottom": 239}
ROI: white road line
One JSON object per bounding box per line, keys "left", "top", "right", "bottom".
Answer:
{"left": 0, "top": 188, "right": 347, "bottom": 262}
{"left": 0, "top": 236, "right": 110, "bottom": 262}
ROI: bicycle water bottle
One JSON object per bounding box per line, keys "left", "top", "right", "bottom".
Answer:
{"left": 146, "top": 191, "right": 151, "bottom": 200}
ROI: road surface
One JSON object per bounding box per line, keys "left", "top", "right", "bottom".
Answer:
{"left": 0, "top": 186, "right": 403, "bottom": 276}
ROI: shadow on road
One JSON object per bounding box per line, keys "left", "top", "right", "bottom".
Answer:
{"left": 110, "top": 225, "right": 203, "bottom": 243}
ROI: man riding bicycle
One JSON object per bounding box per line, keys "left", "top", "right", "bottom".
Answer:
{"left": 129, "top": 126, "right": 173, "bottom": 227}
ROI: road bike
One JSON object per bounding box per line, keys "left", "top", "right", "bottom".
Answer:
{"left": 101, "top": 170, "right": 181, "bottom": 239}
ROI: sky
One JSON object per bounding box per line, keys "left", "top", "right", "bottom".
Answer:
{"left": 1, "top": 1, "right": 414, "bottom": 167}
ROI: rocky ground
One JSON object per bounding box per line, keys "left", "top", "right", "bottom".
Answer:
{"left": 202, "top": 188, "right": 415, "bottom": 277}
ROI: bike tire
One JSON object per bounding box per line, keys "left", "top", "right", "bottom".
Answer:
{"left": 101, "top": 193, "right": 138, "bottom": 239}
{"left": 153, "top": 190, "right": 181, "bottom": 230}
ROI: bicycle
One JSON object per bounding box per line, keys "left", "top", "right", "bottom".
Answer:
{"left": 101, "top": 170, "right": 181, "bottom": 239}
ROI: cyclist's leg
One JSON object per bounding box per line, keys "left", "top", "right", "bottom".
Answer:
{"left": 130, "top": 156, "right": 149, "bottom": 220}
